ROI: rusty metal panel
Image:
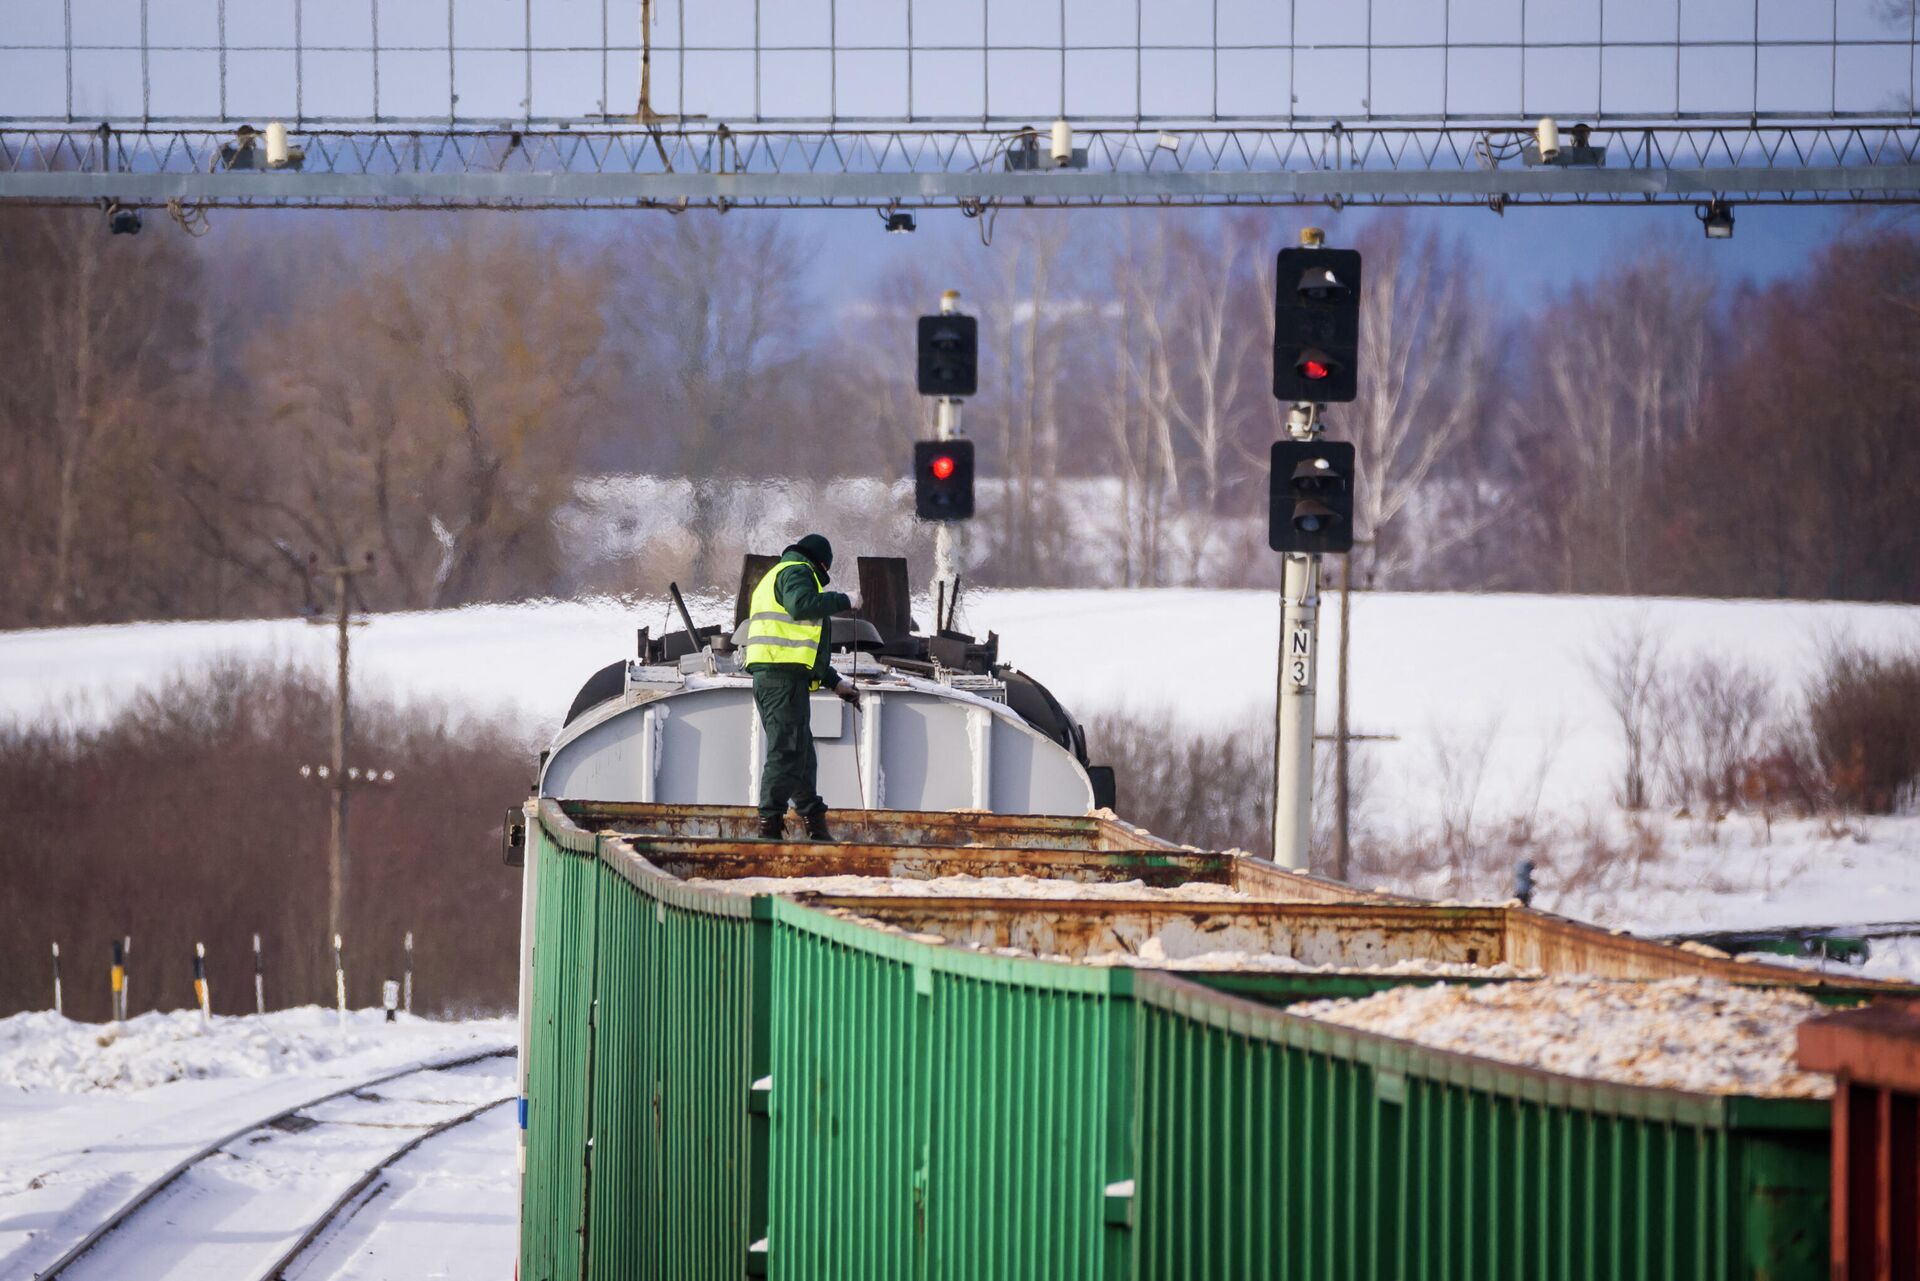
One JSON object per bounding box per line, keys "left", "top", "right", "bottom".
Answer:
{"left": 1798, "top": 1002, "right": 1920, "bottom": 1281}
{"left": 563, "top": 800, "right": 1157, "bottom": 852}
{"left": 629, "top": 839, "right": 1239, "bottom": 888}
{"left": 1509, "top": 909, "right": 1920, "bottom": 999}
{"left": 806, "top": 900, "right": 1510, "bottom": 969}
{"left": 1230, "top": 857, "right": 1415, "bottom": 903}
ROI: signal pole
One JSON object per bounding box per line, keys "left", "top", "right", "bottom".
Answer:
{"left": 1272, "top": 400, "right": 1322, "bottom": 870}
{"left": 932, "top": 288, "right": 964, "bottom": 619}
{"left": 1266, "top": 224, "right": 1362, "bottom": 872}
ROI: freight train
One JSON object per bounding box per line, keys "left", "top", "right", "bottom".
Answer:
{"left": 509, "top": 560, "right": 1916, "bottom": 1280}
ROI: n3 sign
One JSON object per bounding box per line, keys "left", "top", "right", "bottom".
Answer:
{"left": 1272, "top": 247, "right": 1363, "bottom": 404}
{"left": 1288, "top": 623, "right": 1313, "bottom": 689}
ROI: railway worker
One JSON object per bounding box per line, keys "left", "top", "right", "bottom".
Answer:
{"left": 742, "top": 533, "right": 861, "bottom": 842}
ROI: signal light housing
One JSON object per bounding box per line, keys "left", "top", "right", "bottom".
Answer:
{"left": 1269, "top": 439, "right": 1356, "bottom": 554}
{"left": 1273, "top": 247, "right": 1362, "bottom": 404}
{"left": 914, "top": 439, "right": 975, "bottom": 521}
{"left": 917, "top": 314, "right": 979, "bottom": 398}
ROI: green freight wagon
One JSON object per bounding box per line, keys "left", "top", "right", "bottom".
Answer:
{"left": 512, "top": 801, "right": 1914, "bottom": 1281}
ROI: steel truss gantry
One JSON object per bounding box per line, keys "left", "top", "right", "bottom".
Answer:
{"left": 3, "top": 122, "right": 1919, "bottom": 210}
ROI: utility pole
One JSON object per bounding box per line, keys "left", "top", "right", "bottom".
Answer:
{"left": 1271, "top": 399, "right": 1322, "bottom": 870}
{"left": 307, "top": 555, "right": 375, "bottom": 950}
{"left": 931, "top": 288, "right": 964, "bottom": 614}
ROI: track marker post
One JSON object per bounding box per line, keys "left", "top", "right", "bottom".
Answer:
{"left": 403, "top": 931, "right": 413, "bottom": 1015}
{"left": 110, "top": 938, "right": 125, "bottom": 1023}
{"left": 253, "top": 933, "right": 266, "bottom": 1015}
{"left": 51, "top": 943, "right": 62, "bottom": 1017}
{"left": 332, "top": 933, "right": 347, "bottom": 1030}
{"left": 192, "top": 943, "right": 211, "bottom": 1027}
{"left": 122, "top": 935, "right": 132, "bottom": 1020}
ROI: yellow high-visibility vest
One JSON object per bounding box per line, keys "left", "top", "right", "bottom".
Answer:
{"left": 742, "top": 557, "right": 826, "bottom": 681}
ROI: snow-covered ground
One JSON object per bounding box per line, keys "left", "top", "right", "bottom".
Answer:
{"left": 3, "top": 588, "right": 1917, "bottom": 958}
{"left": 0, "top": 1008, "right": 513, "bottom": 1280}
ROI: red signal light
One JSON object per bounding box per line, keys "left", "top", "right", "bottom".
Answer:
{"left": 930, "top": 454, "right": 956, "bottom": 480}
{"left": 1302, "top": 358, "right": 1331, "bottom": 381}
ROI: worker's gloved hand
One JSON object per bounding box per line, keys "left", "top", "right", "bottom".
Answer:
{"left": 835, "top": 683, "right": 860, "bottom": 707}
{"left": 844, "top": 591, "right": 863, "bottom": 614}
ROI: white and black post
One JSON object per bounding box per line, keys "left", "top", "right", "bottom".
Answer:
{"left": 110, "top": 938, "right": 124, "bottom": 1022}
{"left": 192, "top": 942, "right": 211, "bottom": 1027}
{"left": 51, "top": 942, "right": 62, "bottom": 1017}
{"left": 403, "top": 930, "right": 414, "bottom": 1015}
{"left": 252, "top": 932, "right": 265, "bottom": 1015}
{"left": 1272, "top": 401, "right": 1322, "bottom": 871}
{"left": 332, "top": 933, "right": 347, "bottom": 1029}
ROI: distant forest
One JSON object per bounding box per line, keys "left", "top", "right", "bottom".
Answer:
{"left": 2, "top": 206, "right": 1917, "bottom": 630}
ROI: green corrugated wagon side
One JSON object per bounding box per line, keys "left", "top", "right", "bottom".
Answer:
{"left": 521, "top": 804, "right": 1835, "bottom": 1281}
{"left": 1129, "top": 971, "right": 1829, "bottom": 1281}
{"left": 519, "top": 812, "right": 600, "bottom": 1281}
{"left": 582, "top": 845, "right": 767, "bottom": 1281}
{"left": 767, "top": 900, "right": 1134, "bottom": 1281}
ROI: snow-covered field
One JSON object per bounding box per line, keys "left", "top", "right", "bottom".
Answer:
{"left": 3, "top": 588, "right": 1917, "bottom": 954}
{"left": 0, "top": 1008, "right": 513, "bottom": 1279}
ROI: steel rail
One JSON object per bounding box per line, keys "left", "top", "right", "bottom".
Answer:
{"left": 33, "top": 1045, "right": 514, "bottom": 1281}
{"left": 256, "top": 1094, "right": 515, "bottom": 1281}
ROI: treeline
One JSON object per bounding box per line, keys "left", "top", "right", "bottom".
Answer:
{"left": 3, "top": 206, "right": 1917, "bottom": 631}
{"left": 0, "top": 662, "right": 529, "bottom": 1020}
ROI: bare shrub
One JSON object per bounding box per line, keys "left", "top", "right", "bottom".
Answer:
{"left": 1503, "top": 716, "right": 1566, "bottom": 848}
{"left": 1586, "top": 615, "right": 1667, "bottom": 810}
{"left": 1657, "top": 655, "right": 1778, "bottom": 817}
{"left": 1805, "top": 638, "right": 1920, "bottom": 814}
{"left": 0, "top": 660, "right": 530, "bottom": 1021}
{"left": 1086, "top": 711, "right": 1274, "bottom": 858}
{"left": 1429, "top": 715, "right": 1502, "bottom": 860}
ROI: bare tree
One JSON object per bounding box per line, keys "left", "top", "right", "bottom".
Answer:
{"left": 1521, "top": 254, "right": 1712, "bottom": 593}
{"left": 1341, "top": 216, "right": 1500, "bottom": 588}
{"left": 1587, "top": 615, "right": 1668, "bottom": 810}
{"left": 1430, "top": 714, "right": 1502, "bottom": 860}
{"left": 1126, "top": 216, "right": 1263, "bottom": 583}
{"left": 970, "top": 217, "right": 1075, "bottom": 586}
{"left": 0, "top": 209, "right": 207, "bottom": 622}
{"left": 219, "top": 223, "right": 609, "bottom": 610}
{"left": 606, "top": 215, "right": 811, "bottom": 588}
{"left": 1658, "top": 655, "right": 1777, "bottom": 814}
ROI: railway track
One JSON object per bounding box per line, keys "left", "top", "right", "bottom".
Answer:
{"left": 35, "top": 1047, "right": 515, "bottom": 1281}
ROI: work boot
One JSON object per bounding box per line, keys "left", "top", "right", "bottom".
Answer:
{"left": 756, "top": 815, "right": 785, "bottom": 841}
{"left": 803, "top": 809, "right": 835, "bottom": 843}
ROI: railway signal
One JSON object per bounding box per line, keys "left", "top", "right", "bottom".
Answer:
{"left": 1268, "top": 439, "right": 1356, "bottom": 554}
{"left": 1269, "top": 229, "right": 1365, "bottom": 877}
{"left": 916, "top": 313, "right": 978, "bottom": 397}
{"left": 915, "top": 290, "right": 976, "bottom": 611}
{"left": 1271, "top": 246, "right": 1363, "bottom": 403}
{"left": 914, "top": 439, "right": 975, "bottom": 521}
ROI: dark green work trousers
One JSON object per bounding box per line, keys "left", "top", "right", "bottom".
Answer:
{"left": 752, "top": 667, "right": 824, "bottom": 823}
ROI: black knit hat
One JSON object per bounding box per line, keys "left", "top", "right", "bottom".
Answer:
{"left": 787, "top": 533, "right": 834, "bottom": 569}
